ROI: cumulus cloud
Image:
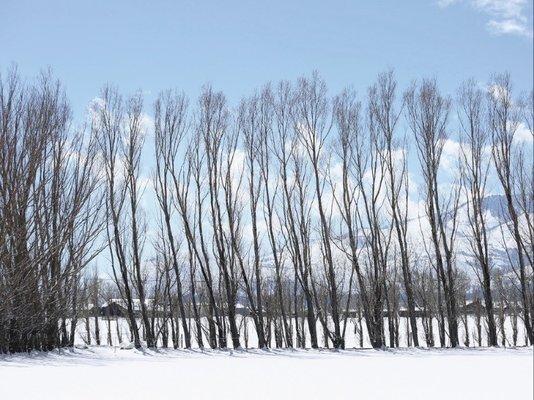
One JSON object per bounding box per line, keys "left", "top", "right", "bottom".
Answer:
{"left": 487, "top": 83, "right": 511, "bottom": 101}
{"left": 437, "top": 0, "right": 462, "bottom": 6}
{"left": 441, "top": 138, "right": 462, "bottom": 172}
{"left": 472, "top": 0, "right": 526, "bottom": 20}
{"left": 487, "top": 18, "right": 532, "bottom": 37}
{"left": 515, "top": 122, "right": 534, "bottom": 143}
{"left": 438, "top": 0, "right": 533, "bottom": 38}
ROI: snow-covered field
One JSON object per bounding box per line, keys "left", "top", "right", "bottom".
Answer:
{"left": 0, "top": 346, "right": 531, "bottom": 400}
{"left": 69, "top": 314, "right": 530, "bottom": 349}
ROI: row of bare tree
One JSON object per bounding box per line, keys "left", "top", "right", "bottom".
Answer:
{"left": 0, "top": 68, "right": 532, "bottom": 353}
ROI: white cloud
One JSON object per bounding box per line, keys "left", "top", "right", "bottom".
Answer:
{"left": 438, "top": 0, "right": 533, "bottom": 38}
{"left": 441, "top": 138, "right": 462, "bottom": 171}
{"left": 472, "top": 0, "right": 526, "bottom": 20}
{"left": 437, "top": 0, "right": 462, "bottom": 7}
{"left": 515, "top": 122, "right": 534, "bottom": 143}
{"left": 140, "top": 112, "right": 155, "bottom": 138}
{"left": 487, "top": 83, "right": 510, "bottom": 101}
{"left": 487, "top": 19, "right": 533, "bottom": 37}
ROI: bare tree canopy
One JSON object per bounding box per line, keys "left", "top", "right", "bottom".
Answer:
{"left": 0, "top": 68, "right": 532, "bottom": 353}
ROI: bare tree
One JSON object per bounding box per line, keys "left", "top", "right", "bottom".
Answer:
{"left": 258, "top": 85, "right": 293, "bottom": 347}
{"left": 457, "top": 79, "right": 498, "bottom": 346}
{"left": 488, "top": 73, "right": 532, "bottom": 344}
{"left": 0, "top": 69, "right": 103, "bottom": 352}
{"left": 237, "top": 94, "right": 268, "bottom": 348}
{"left": 153, "top": 90, "right": 192, "bottom": 348}
{"left": 272, "top": 80, "right": 319, "bottom": 348}
{"left": 294, "top": 73, "right": 345, "bottom": 348}
{"left": 332, "top": 87, "right": 385, "bottom": 348}
{"left": 405, "top": 79, "right": 461, "bottom": 347}
{"left": 95, "top": 86, "right": 142, "bottom": 348}
{"left": 199, "top": 86, "right": 241, "bottom": 349}
{"left": 369, "top": 71, "right": 420, "bottom": 347}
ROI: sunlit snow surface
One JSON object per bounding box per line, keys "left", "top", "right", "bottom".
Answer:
{"left": 1, "top": 346, "right": 532, "bottom": 400}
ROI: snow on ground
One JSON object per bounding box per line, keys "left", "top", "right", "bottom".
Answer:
{"left": 71, "top": 314, "right": 530, "bottom": 349}
{"left": 0, "top": 346, "right": 532, "bottom": 400}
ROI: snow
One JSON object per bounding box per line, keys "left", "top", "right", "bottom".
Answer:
{"left": 1, "top": 346, "right": 531, "bottom": 400}
{"left": 71, "top": 314, "right": 530, "bottom": 349}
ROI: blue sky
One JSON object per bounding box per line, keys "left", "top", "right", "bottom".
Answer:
{"left": 1, "top": 0, "right": 532, "bottom": 119}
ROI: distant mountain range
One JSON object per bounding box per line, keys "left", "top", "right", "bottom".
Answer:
{"left": 437, "top": 194, "right": 528, "bottom": 276}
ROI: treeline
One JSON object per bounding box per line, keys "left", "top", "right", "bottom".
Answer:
{"left": 0, "top": 68, "right": 532, "bottom": 353}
